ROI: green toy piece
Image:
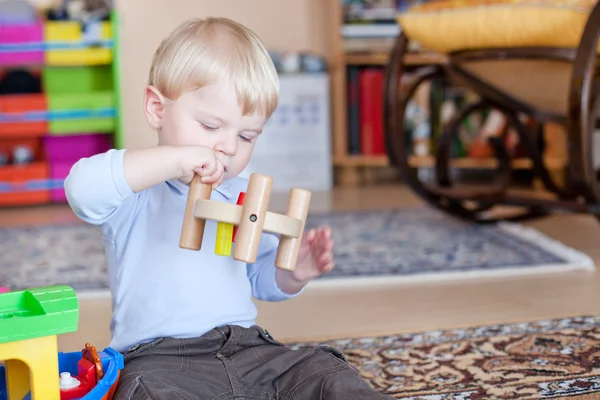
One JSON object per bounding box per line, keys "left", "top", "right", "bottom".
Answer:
{"left": 0, "top": 285, "right": 78, "bottom": 344}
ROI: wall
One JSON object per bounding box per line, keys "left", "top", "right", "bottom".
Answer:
{"left": 113, "top": 0, "right": 331, "bottom": 149}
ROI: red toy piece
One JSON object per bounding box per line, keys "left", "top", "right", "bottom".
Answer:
{"left": 232, "top": 192, "right": 246, "bottom": 242}
{"left": 59, "top": 357, "right": 96, "bottom": 399}
{"left": 59, "top": 343, "right": 104, "bottom": 399}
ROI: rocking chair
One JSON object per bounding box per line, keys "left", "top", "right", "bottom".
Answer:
{"left": 384, "top": 0, "right": 600, "bottom": 223}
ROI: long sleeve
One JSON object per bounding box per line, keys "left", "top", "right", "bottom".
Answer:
{"left": 64, "top": 148, "right": 136, "bottom": 226}
{"left": 246, "top": 233, "right": 304, "bottom": 301}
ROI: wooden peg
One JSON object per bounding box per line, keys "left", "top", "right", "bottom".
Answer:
{"left": 275, "top": 188, "right": 311, "bottom": 271}
{"left": 179, "top": 174, "right": 212, "bottom": 250}
{"left": 232, "top": 174, "right": 273, "bottom": 264}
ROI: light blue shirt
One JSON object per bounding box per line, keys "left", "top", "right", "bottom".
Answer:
{"left": 64, "top": 149, "right": 299, "bottom": 352}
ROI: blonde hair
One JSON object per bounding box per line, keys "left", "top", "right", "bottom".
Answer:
{"left": 149, "top": 17, "right": 279, "bottom": 118}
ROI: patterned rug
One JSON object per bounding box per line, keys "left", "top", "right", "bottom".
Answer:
{"left": 290, "top": 315, "right": 600, "bottom": 399}
{"left": 0, "top": 207, "right": 594, "bottom": 292}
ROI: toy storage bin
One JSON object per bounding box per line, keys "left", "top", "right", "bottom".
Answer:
{"left": 44, "top": 21, "right": 113, "bottom": 66}
{"left": 0, "top": 137, "right": 50, "bottom": 206}
{"left": 0, "top": 22, "right": 44, "bottom": 65}
{"left": 42, "top": 65, "right": 113, "bottom": 94}
{"left": 0, "top": 94, "right": 48, "bottom": 137}
{"left": 47, "top": 91, "right": 115, "bottom": 134}
{"left": 44, "top": 134, "right": 112, "bottom": 201}
{"left": 47, "top": 161, "right": 71, "bottom": 201}
{"left": 44, "top": 133, "right": 112, "bottom": 161}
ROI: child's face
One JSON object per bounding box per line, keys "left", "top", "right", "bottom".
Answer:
{"left": 145, "top": 77, "right": 267, "bottom": 180}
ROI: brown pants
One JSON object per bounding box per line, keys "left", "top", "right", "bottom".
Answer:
{"left": 114, "top": 324, "right": 392, "bottom": 399}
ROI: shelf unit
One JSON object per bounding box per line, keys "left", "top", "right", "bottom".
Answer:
{"left": 327, "top": 0, "right": 448, "bottom": 186}
{"left": 0, "top": 9, "right": 122, "bottom": 207}
{"left": 326, "top": 1, "right": 567, "bottom": 188}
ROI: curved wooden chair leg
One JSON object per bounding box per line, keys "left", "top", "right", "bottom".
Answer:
{"left": 568, "top": 0, "right": 600, "bottom": 204}
{"left": 384, "top": 31, "right": 410, "bottom": 168}
{"left": 500, "top": 112, "right": 574, "bottom": 199}
{"left": 383, "top": 32, "right": 448, "bottom": 209}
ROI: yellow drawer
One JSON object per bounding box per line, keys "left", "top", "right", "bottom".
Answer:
{"left": 44, "top": 21, "right": 113, "bottom": 66}
{"left": 45, "top": 21, "right": 112, "bottom": 42}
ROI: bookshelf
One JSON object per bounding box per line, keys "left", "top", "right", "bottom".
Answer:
{"left": 326, "top": 0, "right": 447, "bottom": 186}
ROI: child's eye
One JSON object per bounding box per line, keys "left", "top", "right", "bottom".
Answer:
{"left": 238, "top": 134, "right": 252, "bottom": 143}
{"left": 200, "top": 122, "right": 219, "bottom": 131}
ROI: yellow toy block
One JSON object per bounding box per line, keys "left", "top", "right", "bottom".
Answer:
{"left": 2, "top": 336, "right": 61, "bottom": 400}
{"left": 215, "top": 222, "right": 234, "bottom": 256}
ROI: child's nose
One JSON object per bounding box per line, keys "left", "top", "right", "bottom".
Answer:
{"left": 215, "top": 134, "right": 237, "bottom": 156}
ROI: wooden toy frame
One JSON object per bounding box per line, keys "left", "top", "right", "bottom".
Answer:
{"left": 179, "top": 173, "right": 311, "bottom": 271}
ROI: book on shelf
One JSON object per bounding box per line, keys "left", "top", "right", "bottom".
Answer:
{"left": 347, "top": 65, "right": 386, "bottom": 156}
{"left": 343, "top": 37, "right": 397, "bottom": 53}
{"left": 341, "top": 1, "right": 429, "bottom": 53}
{"left": 341, "top": 0, "right": 400, "bottom": 40}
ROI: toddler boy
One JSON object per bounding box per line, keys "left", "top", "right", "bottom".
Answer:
{"left": 65, "top": 17, "right": 391, "bottom": 399}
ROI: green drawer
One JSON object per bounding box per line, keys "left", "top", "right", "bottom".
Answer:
{"left": 48, "top": 91, "right": 115, "bottom": 134}
{"left": 43, "top": 66, "right": 113, "bottom": 94}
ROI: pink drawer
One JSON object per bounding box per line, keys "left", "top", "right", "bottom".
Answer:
{"left": 49, "top": 160, "right": 74, "bottom": 202}
{"left": 0, "top": 22, "right": 44, "bottom": 65}
{"left": 44, "top": 134, "right": 112, "bottom": 162}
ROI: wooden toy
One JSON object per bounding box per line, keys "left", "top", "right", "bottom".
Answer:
{"left": 179, "top": 173, "right": 311, "bottom": 271}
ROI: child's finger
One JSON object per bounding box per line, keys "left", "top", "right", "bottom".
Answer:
{"left": 305, "top": 229, "right": 316, "bottom": 243}
{"left": 319, "top": 252, "right": 331, "bottom": 265}
{"left": 319, "top": 258, "right": 334, "bottom": 273}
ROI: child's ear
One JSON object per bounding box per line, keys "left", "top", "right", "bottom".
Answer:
{"left": 144, "top": 86, "right": 166, "bottom": 129}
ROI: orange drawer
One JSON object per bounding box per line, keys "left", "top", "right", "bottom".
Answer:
{"left": 0, "top": 94, "right": 48, "bottom": 137}
{"left": 0, "top": 138, "right": 50, "bottom": 206}
{"left": 0, "top": 162, "right": 50, "bottom": 206}
{"left": 0, "top": 137, "right": 43, "bottom": 161}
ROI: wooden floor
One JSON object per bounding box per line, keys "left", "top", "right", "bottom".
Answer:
{"left": 3, "top": 184, "right": 600, "bottom": 352}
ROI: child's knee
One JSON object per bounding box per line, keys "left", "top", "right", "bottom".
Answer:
{"left": 113, "top": 375, "right": 151, "bottom": 400}
{"left": 315, "top": 345, "right": 359, "bottom": 375}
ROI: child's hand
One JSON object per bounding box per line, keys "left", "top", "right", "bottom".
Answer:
{"left": 177, "top": 146, "right": 225, "bottom": 189}
{"left": 276, "top": 226, "right": 335, "bottom": 293}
